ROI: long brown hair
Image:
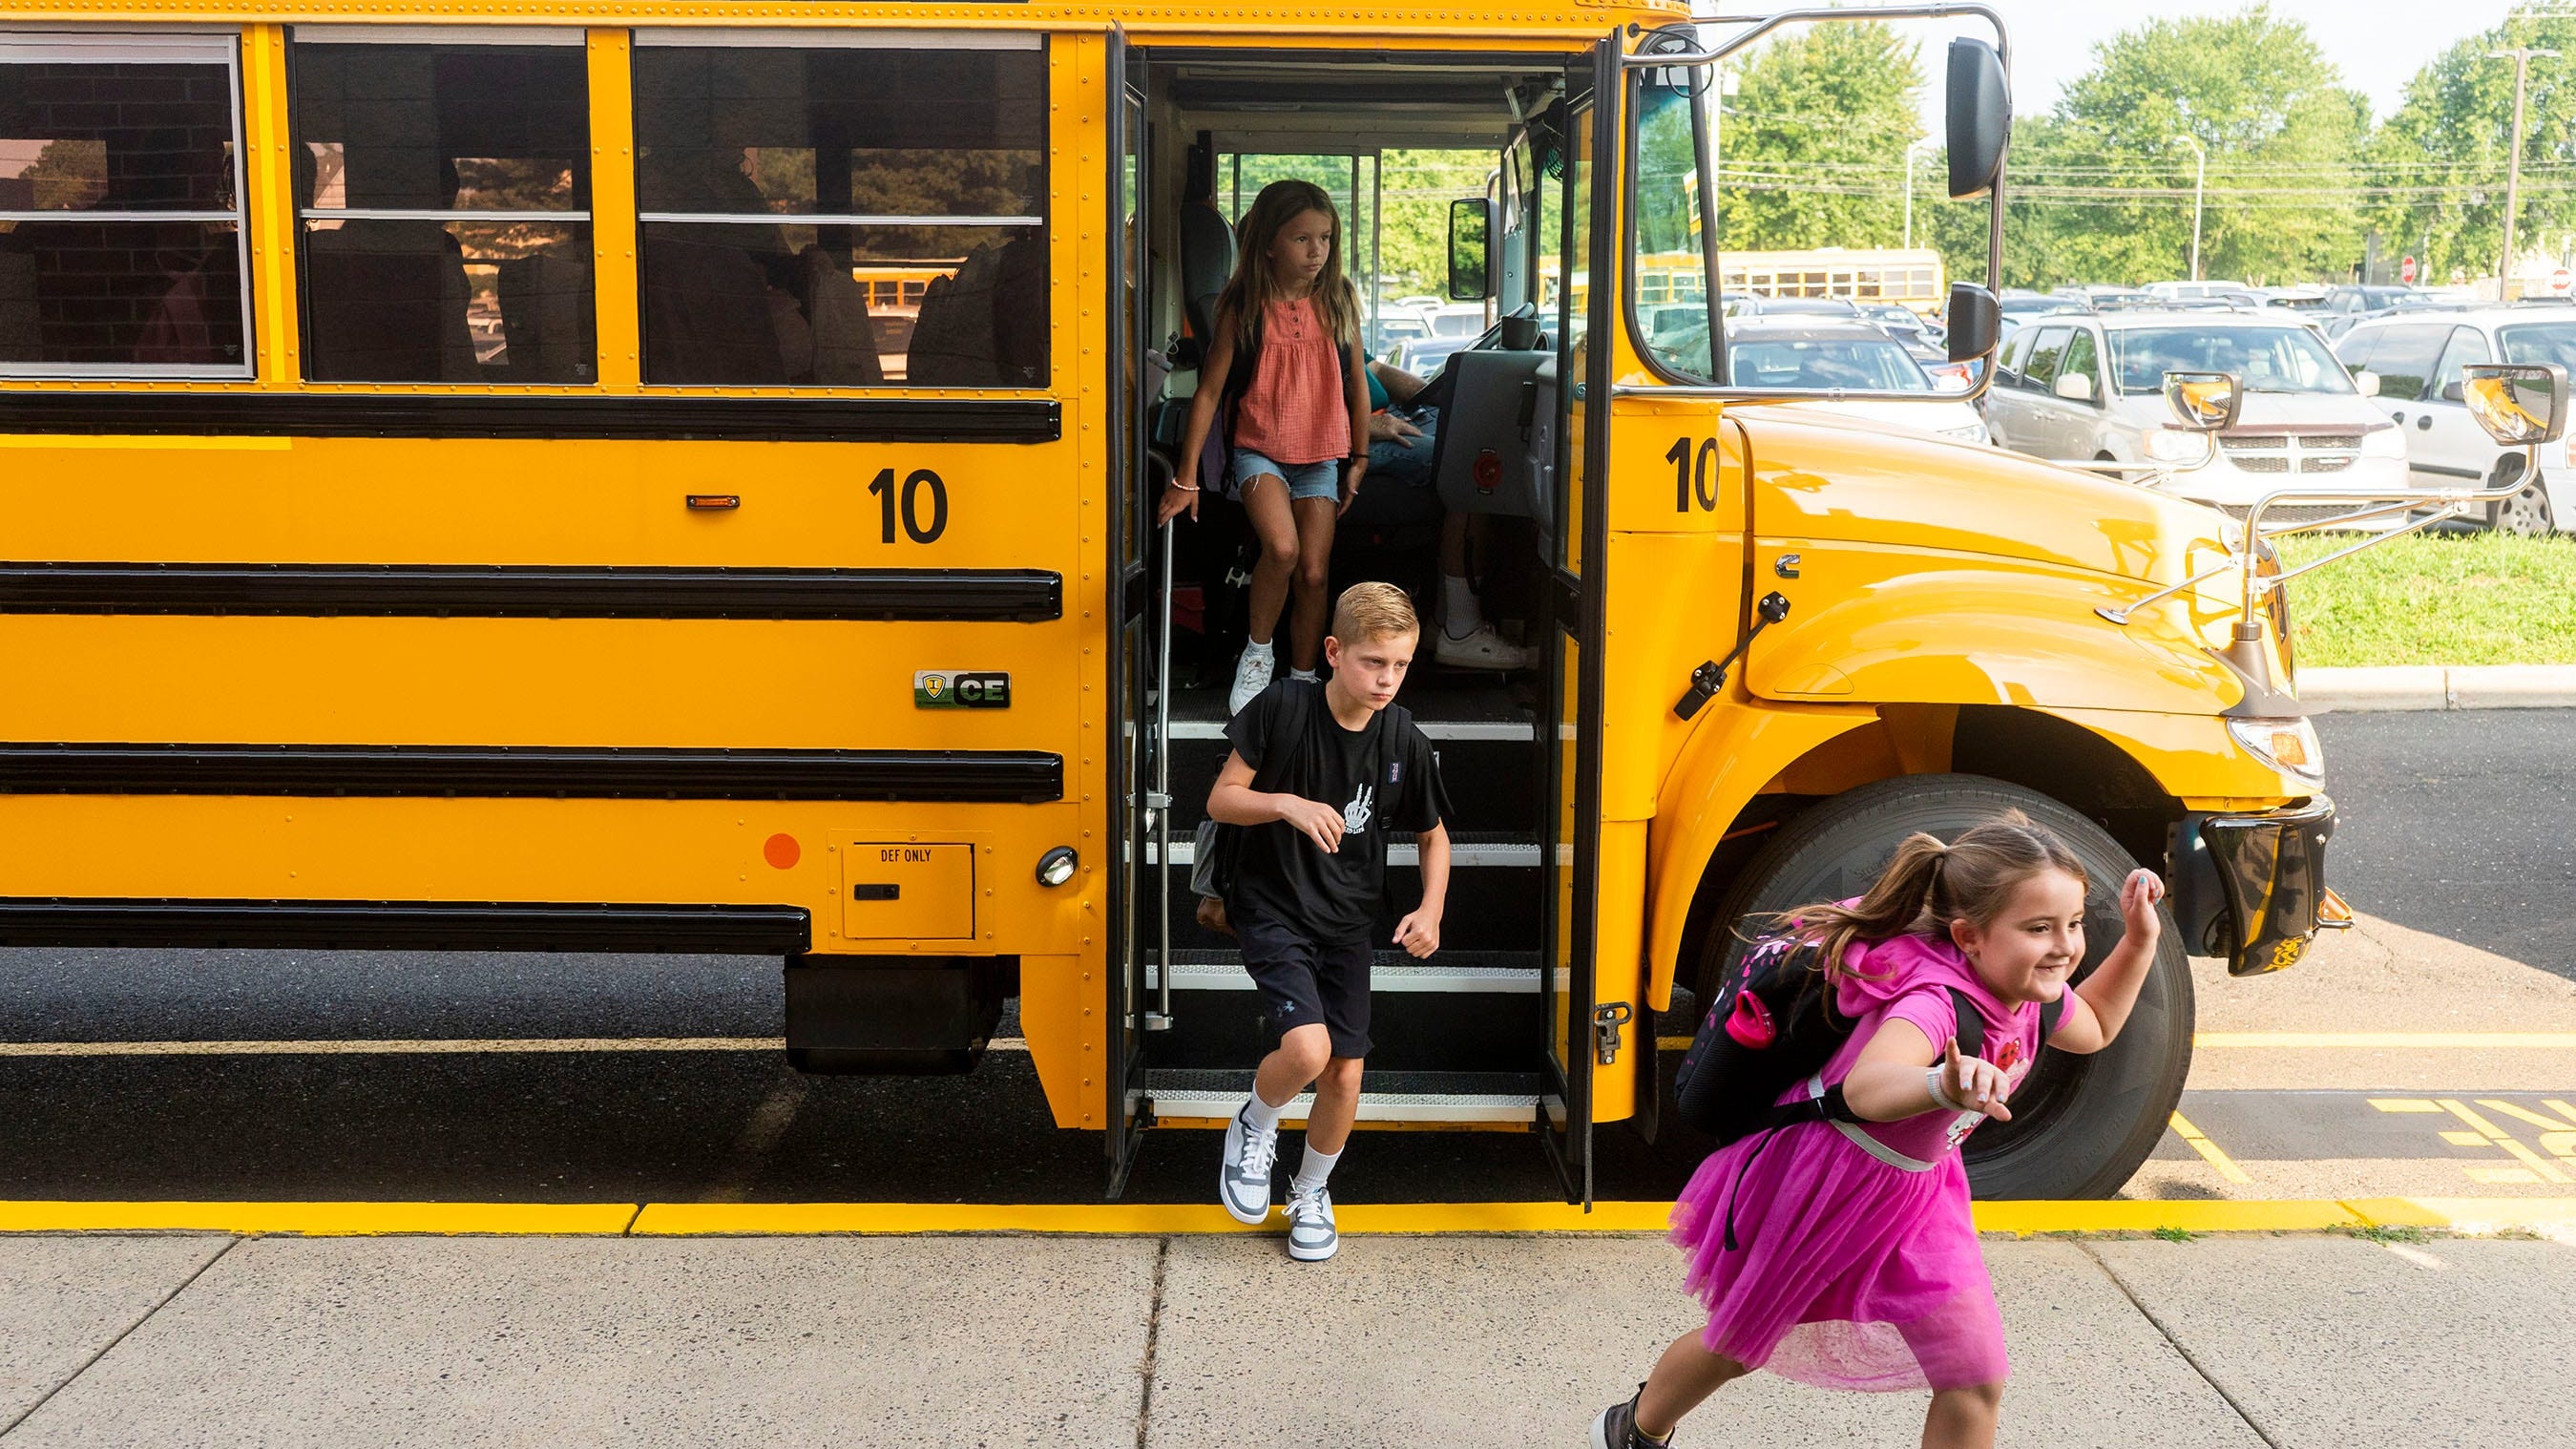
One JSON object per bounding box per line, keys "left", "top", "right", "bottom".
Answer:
{"left": 1215, "top": 178, "right": 1359, "bottom": 356}
{"left": 1770, "top": 810, "right": 2089, "bottom": 980}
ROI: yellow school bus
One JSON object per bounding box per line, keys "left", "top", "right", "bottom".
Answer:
{"left": 0, "top": 0, "right": 2337, "bottom": 1202}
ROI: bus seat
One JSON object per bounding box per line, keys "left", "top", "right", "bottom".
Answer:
{"left": 797, "top": 246, "right": 886, "bottom": 386}
{"left": 1431, "top": 347, "right": 1554, "bottom": 519}
{"left": 491, "top": 252, "right": 595, "bottom": 385}
{"left": 1177, "top": 199, "right": 1233, "bottom": 370}
{"left": 304, "top": 221, "right": 478, "bottom": 383}
{"left": 640, "top": 230, "right": 789, "bottom": 386}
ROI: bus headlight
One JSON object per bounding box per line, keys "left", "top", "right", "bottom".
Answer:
{"left": 1036, "top": 846, "right": 1079, "bottom": 887}
{"left": 2227, "top": 717, "right": 2323, "bottom": 787}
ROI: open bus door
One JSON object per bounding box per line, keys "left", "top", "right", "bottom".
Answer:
{"left": 1106, "top": 25, "right": 1162, "bottom": 1196}
{"left": 1536, "top": 34, "right": 1620, "bottom": 1207}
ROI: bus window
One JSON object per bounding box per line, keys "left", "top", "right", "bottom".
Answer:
{"left": 0, "top": 32, "right": 250, "bottom": 378}
{"left": 292, "top": 32, "right": 595, "bottom": 384}
{"left": 633, "top": 35, "right": 1047, "bottom": 388}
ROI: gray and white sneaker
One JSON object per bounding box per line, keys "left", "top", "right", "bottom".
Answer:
{"left": 1284, "top": 1183, "right": 1338, "bottom": 1261}
{"left": 1219, "top": 1103, "right": 1278, "bottom": 1224}
{"left": 1227, "top": 646, "right": 1276, "bottom": 716}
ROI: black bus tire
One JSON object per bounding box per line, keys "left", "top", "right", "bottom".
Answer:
{"left": 1688, "top": 773, "right": 2192, "bottom": 1201}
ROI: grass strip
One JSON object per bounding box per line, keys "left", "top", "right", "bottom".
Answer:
{"left": 2276, "top": 530, "right": 2576, "bottom": 667}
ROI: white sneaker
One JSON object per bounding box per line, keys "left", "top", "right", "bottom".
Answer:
{"left": 1219, "top": 1103, "right": 1278, "bottom": 1224}
{"left": 1435, "top": 621, "right": 1534, "bottom": 671}
{"left": 1227, "top": 645, "right": 1276, "bottom": 716}
{"left": 1284, "top": 1183, "right": 1338, "bottom": 1261}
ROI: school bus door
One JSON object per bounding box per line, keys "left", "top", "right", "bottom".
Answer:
{"left": 1538, "top": 34, "right": 1620, "bottom": 1207}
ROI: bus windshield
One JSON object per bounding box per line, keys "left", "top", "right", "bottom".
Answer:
{"left": 2107, "top": 326, "right": 2354, "bottom": 396}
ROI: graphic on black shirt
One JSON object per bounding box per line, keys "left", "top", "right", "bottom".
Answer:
{"left": 1224, "top": 680, "right": 1453, "bottom": 943}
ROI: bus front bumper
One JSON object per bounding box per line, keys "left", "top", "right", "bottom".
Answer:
{"left": 2170, "top": 796, "right": 2338, "bottom": 977}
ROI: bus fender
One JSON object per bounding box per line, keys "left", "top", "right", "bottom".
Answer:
{"left": 1644, "top": 701, "right": 1874, "bottom": 1013}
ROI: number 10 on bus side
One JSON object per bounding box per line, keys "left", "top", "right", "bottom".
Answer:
{"left": 868, "top": 467, "right": 950, "bottom": 544}
{"left": 1668, "top": 437, "right": 1722, "bottom": 514}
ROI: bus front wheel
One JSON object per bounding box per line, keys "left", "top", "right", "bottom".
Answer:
{"left": 1690, "top": 774, "right": 2193, "bottom": 1201}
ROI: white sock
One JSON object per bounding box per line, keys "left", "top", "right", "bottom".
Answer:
{"left": 1243, "top": 637, "right": 1274, "bottom": 662}
{"left": 1292, "top": 1142, "right": 1341, "bottom": 1194}
{"left": 1241, "top": 1092, "right": 1286, "bottom": 1134}
{"left": 1288, "top": 667, "right": 1319, "bottom": 682}
{"left": 1440, "top": 574, "right": 1483, "bottom": 638}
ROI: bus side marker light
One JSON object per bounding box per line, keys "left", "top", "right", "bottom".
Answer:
{"left": 764, "top": 834, "right": 800, "bottom": 870}
{"left": 1037, "top": 847, "right": 1079, "bottom": 888}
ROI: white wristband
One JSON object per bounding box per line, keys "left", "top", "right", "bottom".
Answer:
{"left": 1926, "top": 1066, "right": 1968, "bottom": 1113}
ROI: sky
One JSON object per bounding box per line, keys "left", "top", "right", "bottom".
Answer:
{"left": 1704, "top": 1, "right": 2524, "bottom": 126}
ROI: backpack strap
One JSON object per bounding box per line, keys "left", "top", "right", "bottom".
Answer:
{"left": 2041, "top": 992, "right": 2066, "bottom": 1040}
{"left": 1948, "top": 984, "right": 2064, "bottom": 1055}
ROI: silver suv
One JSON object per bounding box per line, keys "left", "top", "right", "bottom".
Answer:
{"left": 1981, "top": 311, "right": 2408, "bottom": 525}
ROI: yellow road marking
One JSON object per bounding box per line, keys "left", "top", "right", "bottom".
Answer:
{"left": 0, "top": 1197, "right": 2564, "bottom": 1237}
{"left": 2196, "top": 1033, "right": 2576, "bottom": 1048}
{"left": 2371, "top": 1098, "right": 2446, "bottom": 1113}
{"left": 2476, "top": 1100, "right": 2576, "bottom": 1134}
{"left": 2167, "top": 1111, "right": 2254, "bottom": 1185}
{"left": 2465, "top": 1166, "right": 2544, "bottom": 1185}
{"left": 2440, "top": 1130, "right": 2491, "bottom": 1147}
{"left": 2436, "top": 1100, "right": 2572, "bottom": 1185}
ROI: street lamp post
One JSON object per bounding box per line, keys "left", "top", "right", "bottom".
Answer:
{"left": 2491, "top": 46, "right": 2558, "bottom": 299}
{"left": 2172, "top": 134, "right": 2206, "bottom": 283}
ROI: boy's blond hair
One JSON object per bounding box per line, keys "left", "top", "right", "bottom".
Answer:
{"left": 1329, "top": 581, "right": 1419, "bottom": 646}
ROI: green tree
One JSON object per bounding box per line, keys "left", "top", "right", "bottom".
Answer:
{"left": 2369, "top": 12, "right": 2576, "bottom": 287}
{"left": 1711, "top": 19, "right": 1926, "bottom": 251}
{"left": 1928, "top": 6, "right": 2369, "bottom": 290}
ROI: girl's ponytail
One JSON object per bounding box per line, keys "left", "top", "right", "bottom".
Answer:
{"left": 1761, "top": 808, "right": 2090, "bottom": 980}
{"left": 1769, "top": 832, "right": 1951, "bottom": 980}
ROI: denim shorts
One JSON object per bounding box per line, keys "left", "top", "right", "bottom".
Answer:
{"left": 1229, "top": 447, "right": 1342, "bottom": 503}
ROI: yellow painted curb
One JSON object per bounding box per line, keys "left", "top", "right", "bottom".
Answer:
{"left": 2344, "top": 1197, "right": 2576, "bottom": 1233}
{"left": 0, "top": 1202, "right": 639, "bottom": 1236}
{"left": 0, "top": 1198, "right": 2569, "bottom": 1238}
{"left": 1972, "top": 1200, "right": 2364, "bottom": 1235}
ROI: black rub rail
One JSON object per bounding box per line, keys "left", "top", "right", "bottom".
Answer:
{"left": 0, "top": 394, "right": 1061, "bottom": 445}
{"left": 0, "top": 563, "right": 1062, "bottom": 622}
{"left": 0, "top": 744, "right": 1063, "bottom": 803}
{"left": 0, "top": 897, "right": 813, "bottom": 953}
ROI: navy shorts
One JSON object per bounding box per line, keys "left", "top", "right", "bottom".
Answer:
{"left": 1234, "top": 907, "right": 1373, "bottom": 1060}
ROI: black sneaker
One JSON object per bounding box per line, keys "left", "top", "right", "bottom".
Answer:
{"left": 1587, "top": 1388, "right": 1669, "bottom": 1449}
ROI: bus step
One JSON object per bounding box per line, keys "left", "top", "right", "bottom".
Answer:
{"left": 1158, "top": 949, "right": 1539, "bottom": 993}
{"left": 1142, "top": 1068, "right": 1544, "bottom": 1126}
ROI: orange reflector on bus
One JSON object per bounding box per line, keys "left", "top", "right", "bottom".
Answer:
{"left": 687, "top": 494, "right": 741, "bottom": 511}
{"left": 2318, "top": 888, "right": 2354, "bottom": 930}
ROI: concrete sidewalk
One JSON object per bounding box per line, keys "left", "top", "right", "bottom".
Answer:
{"left": 0, "top": 1228, "right": 2565, "bottom": 1447}
{"left": 2298, "top": 662, "right": 2576, "bottom": 711}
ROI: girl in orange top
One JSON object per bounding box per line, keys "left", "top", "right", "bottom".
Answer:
{"left": 1160, "top": 179, "right": 1374, "bottom": 715}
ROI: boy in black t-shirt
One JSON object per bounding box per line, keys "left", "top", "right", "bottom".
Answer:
{"left": 1209, "top": 581, "right": 1454, "bottom": 1261}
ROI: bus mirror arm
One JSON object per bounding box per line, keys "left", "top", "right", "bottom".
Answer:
{"left": 1674, "top": 591, "right": 1791, "bottom": 722}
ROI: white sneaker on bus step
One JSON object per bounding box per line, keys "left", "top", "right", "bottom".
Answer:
{"left": 1284, "top": 1183, "right": 1338, "bottom": 1261}
{"left": 1219, "top": 1102, "right": 1278, "bottom": 1225}
{"left": 1435, "top": 621, "right": 1534, "bottom": 671}
{"left": 1227, "top": 645, "right": 1276, "bottom": 716}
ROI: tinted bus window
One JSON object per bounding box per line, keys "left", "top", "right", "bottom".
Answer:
{"left": 633, "top": 35, "right": 1047, "bottom": 387}
{"left": 292, "top": 34, "right": 594, "bottom": 384}
{"left": 0, "top": 34, "right": 249, "bottom": 377}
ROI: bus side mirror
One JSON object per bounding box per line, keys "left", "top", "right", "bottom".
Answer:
{"left": 1946, "top": 38, "right": 2009, "bottom": 200}
{"left": 2461, "top": 362, "right": 2568, "bottom": 446}
{"left": 1449, "top": 198, "right": 1493, "bottom": 303}
{"left": 1945, "top": 283, "right": 1999, "bottom": 364}
{"left": 2164, "top": 370, "right": 2242, "bottom": 431}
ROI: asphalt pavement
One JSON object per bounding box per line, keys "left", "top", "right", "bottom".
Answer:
{"left": 0, "top": 710, "right": 2563, "bottom": 1207}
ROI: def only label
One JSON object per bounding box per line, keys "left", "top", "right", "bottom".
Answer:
{"left": 914, "top": 671, "right": 1011, "bottom": 709}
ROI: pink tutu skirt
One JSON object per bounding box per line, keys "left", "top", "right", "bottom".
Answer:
{"left": 1668, "top": 1121, "right": 2007, "bottom": 1392}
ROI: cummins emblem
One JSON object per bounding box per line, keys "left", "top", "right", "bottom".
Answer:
{"left": 914, "top": 671, "right": 1012, "bottom": 708}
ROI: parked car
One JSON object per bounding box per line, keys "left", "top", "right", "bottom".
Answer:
{"left": 1980, "top": 311, "right": 2407, "bottom": 525}
{"left": 2054, "top": 285, "right": 2158, "bottom": 311}
{"left": 2000, "top": 290, "right": 2084, "bottom": 322}
{"left": 1856, "top": 302, "right": 1941, "bottom": 350}
{"left": 1728, "top": 319, "right": 1988, "bottom": 445}
{"left": 2316, "top": 284, "right": 2450, "bottom": 339}
{"left": 1729, "top": 295, "right": 1864, "bottom": 320}
{"left": 2334, "top": 307, "right": 2572, "bottom": 534}
{"left": 2145, "top": 281, "right": 2254, "bottom": 303}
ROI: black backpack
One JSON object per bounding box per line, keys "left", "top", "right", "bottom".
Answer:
{"left": 1673, "top": 928, "right": 2063, "bottom": 1146}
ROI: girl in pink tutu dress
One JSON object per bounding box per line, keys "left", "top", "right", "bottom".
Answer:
{"left": 1591, "top": 810, "right": 2168, "bottom": 1449}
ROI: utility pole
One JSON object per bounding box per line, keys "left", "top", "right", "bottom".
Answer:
{"left": 2492, "top": 46, "right": 2558, "bottom": 299}
{"left": 1902, "top": 137, "right": 1936, "bottom": 251}
{"left": 2172, "top": 135, "right": 2206, "bottom": 282}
